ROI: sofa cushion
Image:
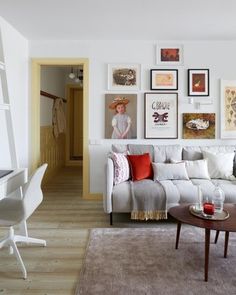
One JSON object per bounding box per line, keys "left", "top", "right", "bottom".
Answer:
{"left": 152, "top": 162, "right": 189, "bottom": 181}
{"left": 111, "top": 152, "right": 130, "bottom": 185}
{"left": 111, "top": 144, "right": 128, "bottom": 153}
{"left": 202, "top": 150, "right": 235, "bottom": 180}
{"left": 182, "top": 147, "right": 203, "bottom": 161}
{"left": 112, "top": 181, "right": 131, "bottom": 212}
{"left": 112, "top": 179, "right": 181, "bottom": 212}
{"left": 211, "top": 179, "right": 236, "bottom": 203}
{"left": 171, "top": 159, "right": 210, "bottom": 179}
{"left": 154, "top": 145, "right": 182, "bottom": 163}
{"left": 127, "top": 153, "right": 153, "bottom": 181}
{"left": 201, "top": 145, "right": 236, "bottom": 177}
{"left": 128, "top": 144, "right": 154, "bottom": 161}
{"left": 186, "top": 159, "right": 210, "bottom": 179}
{"left": 201, "top": 145, "right": 235, "bottom": 154}
{"left": 170, "top": 180, "right": 200, "bottom": 204}
{"left": 190, "top": 179, "right": 216, "bottom": 200}
{"left": 158, "top": 180, "right": 180, "bottom": 209}
{"left": 184, "top": 145, "right": 236, "bottom": 177}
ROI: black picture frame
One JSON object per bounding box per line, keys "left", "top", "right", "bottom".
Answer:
{"left": 188, "top": 69, "right": 209, "bottom": 96}
{"left": 150, "top": 69, "right": 178, "bottom": 91}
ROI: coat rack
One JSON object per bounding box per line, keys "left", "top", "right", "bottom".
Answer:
{"left": 40, "top": 90, "right": 67, "bottom": 103}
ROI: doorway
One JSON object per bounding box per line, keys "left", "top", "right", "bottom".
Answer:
{"left": 40, "top": 65, "right": 84, "bottom": 181}
{"left": 31, "top": 58, "right": 95, "bottom": 199}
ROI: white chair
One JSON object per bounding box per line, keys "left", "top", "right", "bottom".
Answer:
{"left": 0, "top": 163, "right": 48, "bottom": 279}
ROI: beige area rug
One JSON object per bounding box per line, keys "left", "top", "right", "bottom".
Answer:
{"left": 76, "top": 226, "right": 236, "bottom": 295}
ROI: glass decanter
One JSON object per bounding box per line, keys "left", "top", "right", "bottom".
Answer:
{"left": 213, "top": 185, "right": 225, "bottom": 214}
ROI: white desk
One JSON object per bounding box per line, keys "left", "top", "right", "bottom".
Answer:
{"left": 0, "top": 168, "right": 28, "bottom": 240}
{"left": 0, "top": 168, "right": 28, "bottom": 198}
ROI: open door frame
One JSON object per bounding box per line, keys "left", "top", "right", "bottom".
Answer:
{"left": 31, "top": 58, "right": 101, "bottom": 200}
{"left": 66, "top": 84, "right": 83, "bottom": 167}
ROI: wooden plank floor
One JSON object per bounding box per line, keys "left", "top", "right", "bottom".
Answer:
{"left": 0, "top": 167, "right": 101, "bottom": 294}
{"left": 0, "top": 166, "right": 171, "bottom": 294}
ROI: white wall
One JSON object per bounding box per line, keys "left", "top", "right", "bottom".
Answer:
{"left": 30, "top": 40, "right": 236, "bottom": 193}
{"left": 0, "top": 17, "right": 28, "bottom": 168}
{"left": 40, "top": 66, "right": 66, "bottom": 126}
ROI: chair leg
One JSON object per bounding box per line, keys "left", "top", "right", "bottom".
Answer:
{"left": 0, "top": 228, "right": 14, "bottom": 254}
{"left": 8, "top": 227, "right": 27, "bottom": 279}
{"left": 14, "top": 235, "right": 46, "bottom": 247}
{"left": 0, "top": 234, "right": 10, "bottom": 249}
{"left": 0, "top": 228, "right": 46, "bottom": 279}
{"left": 9, "top": 239, "right": 27, "bottom": 279}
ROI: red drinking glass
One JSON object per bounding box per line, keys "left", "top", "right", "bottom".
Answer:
{"left": 203, "top": 202, "right": 214, "bottom": 215}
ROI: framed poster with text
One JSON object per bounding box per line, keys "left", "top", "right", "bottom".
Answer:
{"left": 144, "top": 92, "right": 178, "bottom": 139}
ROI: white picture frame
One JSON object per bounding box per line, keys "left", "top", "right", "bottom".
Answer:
{"left": 107, "top": 63, "right": 141, "bottom": 90}
{"left": 144, "top": 92, "right": 178, "bottom": 139}
{"left": 156, "top": 43, "right": 183, "bottom": 65}
{"left": 220, "top": 79, "right": 236, "bottom": 139}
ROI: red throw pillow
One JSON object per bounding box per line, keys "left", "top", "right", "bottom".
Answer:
{"left": 127, "top": 153, "right": 153, "bottom": 181}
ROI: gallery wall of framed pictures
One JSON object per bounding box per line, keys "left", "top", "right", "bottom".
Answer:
{"left": 104, "top": 42, "right": 236, "bottom": 140}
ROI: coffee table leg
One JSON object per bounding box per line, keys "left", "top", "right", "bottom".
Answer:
{"left": 214, "top": 230, "right": 220, "bottom": 244}
{"left": 224, "top": 231, "right": 229, "bottom": 258}
{"left": 205, "top": 228, "right": 211, "bottom": 282}
{"left": 175, "top": 221, "right": 181, "bottom": 249}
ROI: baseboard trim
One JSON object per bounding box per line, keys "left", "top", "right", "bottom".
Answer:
{"left": 83, "top": 193, "right": 103, "bottom": 200}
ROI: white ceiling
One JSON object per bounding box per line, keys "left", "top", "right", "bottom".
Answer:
{"left": 0, "top": 0, "right": 236, "bottom": 41}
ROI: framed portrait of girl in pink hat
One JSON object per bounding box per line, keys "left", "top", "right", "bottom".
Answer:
{"left": 105, "top": 94, "right": 137, "bottom": 139}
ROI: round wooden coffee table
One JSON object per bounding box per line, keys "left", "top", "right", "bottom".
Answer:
{"left": 169, "top": 203, "right": 236, "bottom": 282}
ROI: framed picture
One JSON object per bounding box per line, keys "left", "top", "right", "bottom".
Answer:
{"left": 105, "top": 93, "right": 137, "bottom": 139}
{"left": 150, "top": 69, "right": 178, "bottom": 90}
{"left": 144, "top": 92, "right": 178, "bottom": 139}
{"left": 220, "top": 80, "right": 236, "bottom": 139}
{"left": 183, "top": 113, "right": 215, "bottom": 139}
{"left": 188, "top": 69, "right": 209, "bottom": 96}
{"left": 107, "top": 64, "right": 140, "bottom": 90}
{"left": 156, "top": 44, "right": 183, "bottom": 65}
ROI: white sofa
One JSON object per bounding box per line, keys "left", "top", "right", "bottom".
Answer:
{"left": 104, "top": 144, "right": 236, "bottom": 225}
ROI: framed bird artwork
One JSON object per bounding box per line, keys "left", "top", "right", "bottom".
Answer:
{"left": 188, "top": 69, "right": 209, "bottom": 96}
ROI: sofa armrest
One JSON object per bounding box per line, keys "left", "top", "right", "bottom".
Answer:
{"left": 103, "top": 157, "right": 114, "bottom": 213}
